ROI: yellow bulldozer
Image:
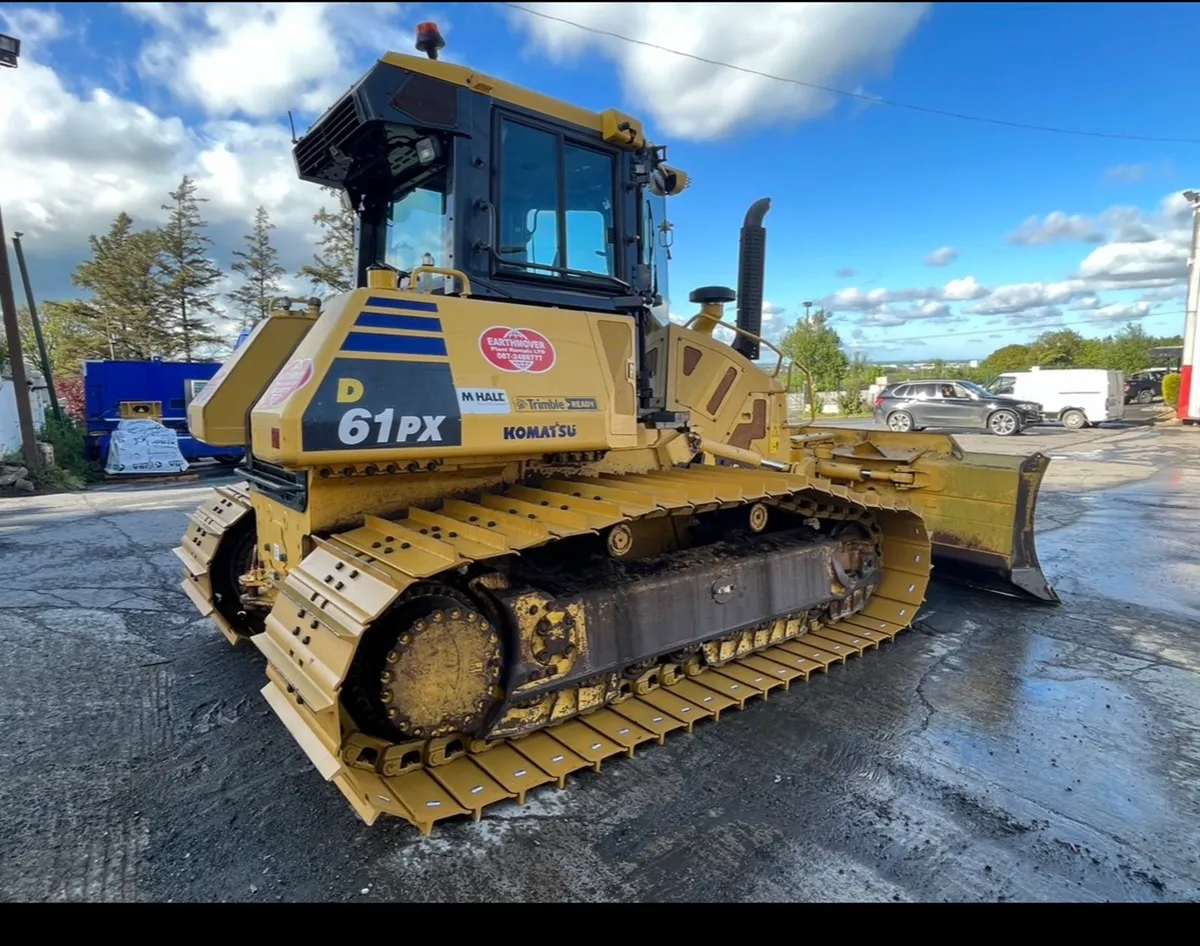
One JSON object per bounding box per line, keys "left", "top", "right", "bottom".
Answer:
{"left": 175, "top": 23, "right": 1058, "bottom": 834}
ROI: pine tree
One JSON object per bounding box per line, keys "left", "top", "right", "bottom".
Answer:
{"left": 228, "top": 205, "right": 286, "bottom": 330}
{"left": 42, "top": 212, "right": 175, "bottom": 364}
{"left": 297, "top": 186, "right": 357, "bottom": 295}
{"left": 158, "top": 175, "right": 227, "bottom": 361}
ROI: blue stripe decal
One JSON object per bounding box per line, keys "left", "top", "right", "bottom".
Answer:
{"left": 340, "top": 332, "right": 448, "bottom": 357}
{"left": 355, "top": 311, "right": 443, "bottom": 332}
{"left": 364, "top": 295, "right": 439, "bottom": 313}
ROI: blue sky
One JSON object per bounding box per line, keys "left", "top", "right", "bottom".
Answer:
{"left": 0, "top": 2, "right": 1196, "bottom": 363}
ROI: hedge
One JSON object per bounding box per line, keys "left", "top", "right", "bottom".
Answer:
{"left": 1162, "top": 372, "right": 1181, "bottom": 411}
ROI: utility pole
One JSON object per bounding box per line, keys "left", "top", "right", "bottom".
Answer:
{"left": 12, "top": 232, "right": 62, "bottom": 422}
{"left": 0, "top": 31, "right": 41, "bottom": 472}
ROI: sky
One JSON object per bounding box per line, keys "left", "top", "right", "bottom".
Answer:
{"left": 0, "top": 1, "right": 1197, "bottom": 364}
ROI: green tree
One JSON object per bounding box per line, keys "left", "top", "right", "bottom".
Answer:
{"left": 1072, "top": 337, "right": 1109, "bottom": 368}
{"left": 980, "top": 343, "right": 1032, "bottom": 377}
{"left": 779, "top": 307, "right": 849, "bottom": 392}
{"left": 1107, "top": 322, "right": 1154, "bottom": 375}
{"left": 33, "top": 212, "right": 176, "bottom": 368}
{"left": 32, "top": 300, "right": 117, "bottom": 379}
{"left": 0, "top": 305, "right": 43, "bottom": 377}
{"left": 158, "top": 175, "right": 227, "bottom": 360}
{"left": 1029, "top": 328, "right": 1084, "bottom": 366}
{"left": 298, "top": 186, "right": 357, "bottom": 295}
{"left": 228, "top": 205, "right": 286, "bottom": 330}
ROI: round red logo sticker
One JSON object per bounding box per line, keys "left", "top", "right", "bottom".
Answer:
{"left": 264, "top": 357, "right": 314, "bottom": 407}
{"left": 479, "top": 326, "right": 556, "bottom": 373}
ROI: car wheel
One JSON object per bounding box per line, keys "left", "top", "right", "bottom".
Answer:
{"left": 988, "top": 409, "right": 1019, "bottom": 436}
{"left": 1060, "top": 409, "right": 1086, "bottom": 430}
{"left": 887, "top": 410, "right": 914, "bottom": 432}
{"left": 1136, "top": 389, "right": 1153, "bottom": 404}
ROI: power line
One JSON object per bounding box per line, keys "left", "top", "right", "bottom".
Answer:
{"left": 841, "top": 308, "right": 1187, "bottom": 346}
{"left": 498, "top": 2, "right": 1200, "bottom": 144}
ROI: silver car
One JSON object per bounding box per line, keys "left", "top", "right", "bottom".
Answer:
{"left": 872, "top": 379, "right": 1042, "bottom": 437}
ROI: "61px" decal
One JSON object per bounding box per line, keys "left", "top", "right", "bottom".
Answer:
{"left": 337, "top": 409, "right": 446, "bottom": 445}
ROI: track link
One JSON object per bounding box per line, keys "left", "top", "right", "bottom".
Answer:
{"left": 179, "top": 465, "right": 932, "bottom": 834}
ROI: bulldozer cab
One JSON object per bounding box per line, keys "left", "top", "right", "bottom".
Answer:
{"left": 293, "top": 26, "right": 682, "bottom": 387}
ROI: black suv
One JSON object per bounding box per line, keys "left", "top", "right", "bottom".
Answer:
{"left": 1124, "top": 370, "right": 1164, "bottom": 404}
{"left": 873, "top": 379, "right": 1043, "bottom": 437}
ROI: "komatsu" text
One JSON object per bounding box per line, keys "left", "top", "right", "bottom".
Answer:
{"left": 502, "top": 424, "right": 577, "bottom": 441}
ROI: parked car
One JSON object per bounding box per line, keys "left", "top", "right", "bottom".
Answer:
{"left": 1124, "top": 370, "right": 1164, "bottom": 404}
{"left": 873, "top": 379, "right": 1043, "bottom": 437}
{"left": 984, "top": 368, "right": 1124, "bottom": 429}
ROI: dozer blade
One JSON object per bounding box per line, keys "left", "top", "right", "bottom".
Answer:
{"left": 791, "top": 425, "right": 1060, "bottom": 604}
{"left": 912, "top": 449, "right": 1060, "bottom": 603}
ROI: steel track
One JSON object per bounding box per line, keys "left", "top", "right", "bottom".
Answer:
{"left": 176, "top": 465, "right": 933, "bottom": 834}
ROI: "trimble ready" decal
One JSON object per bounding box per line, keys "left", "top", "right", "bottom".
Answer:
{"left": 512, "top": 396, "right": 598, "bottom": 412}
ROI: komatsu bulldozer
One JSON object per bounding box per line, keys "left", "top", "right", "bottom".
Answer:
{"left": 175, "top": 23, "right": 1058, "bottom": 834}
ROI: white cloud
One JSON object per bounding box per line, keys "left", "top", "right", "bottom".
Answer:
{"left": 1, "top": 5, "right": 63, "bottom": 44}
{"left": 1091, "top": 301, "right": 1153, "bottom": 323}
{"left": 503, "top": 2, "right": 932, "bottom": 140}
{"left": 941, "top": 276, "right": 988, "bottom": 302}
{"left": 823, "top": 275, "right": 988, "bottom": 320}
{"left": 1077, "top": 239, "right": 1187, "bottom": 285}
{"left": 1137, "top": 284, "right": 1187, "bottom": 303}
{"left": 923, "top": 246, "right": 957, "bottom": 267}
{"left": 1006, "top": 211, "right": 1105, "bottom": 246}
{"left": 830, "top": 189, "right": 1196, "bottom": 336}
{"left": 1103, "top": 160, "right": 1172, "bottom": 185}
{"left": 121, "top": 2, "right": 422, "bottom": 120}
{"left": 0, "top": 3, "right": 409, "bottom": 329}
{"left": 965, "top": 279, "right": 1092, "bottom": 316}
{"left": 1098, "top": 206, "right": 1157, "bottom": 243}
{"left": 1104, "top": 163, "right": 1148, "bottom": 184}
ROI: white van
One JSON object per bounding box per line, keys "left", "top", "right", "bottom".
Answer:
{"left": 984, "top": 368, "right": 1125, "bottom": 429}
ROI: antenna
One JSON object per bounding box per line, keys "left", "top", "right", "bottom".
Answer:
{"left": 287, "top": 110, "right": 298, "bottom": 144}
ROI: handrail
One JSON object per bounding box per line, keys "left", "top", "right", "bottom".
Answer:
{"left": 787, "top": 361, "right": 817, "bottom": 423}
{"left": 683, "top": 314, "right": 784, "bottom": 378}
{"left": 408, "top": 266, "right": 473, "bottom": 296}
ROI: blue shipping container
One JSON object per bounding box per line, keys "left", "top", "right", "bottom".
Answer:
{"left": 82, "top": 358, "right": 245, "bottom": 467}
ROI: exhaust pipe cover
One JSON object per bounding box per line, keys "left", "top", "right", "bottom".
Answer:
{"left": 733, "top": 198, "right": 771, "bottom": 362}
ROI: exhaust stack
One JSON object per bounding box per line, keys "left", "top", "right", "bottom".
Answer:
{"left": 733, "top": 198, "right": 770, "bottom": 362}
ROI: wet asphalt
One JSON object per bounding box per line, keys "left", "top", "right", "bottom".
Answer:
{"left": 0, "top": 418, "right": 1198, "bottom": 902}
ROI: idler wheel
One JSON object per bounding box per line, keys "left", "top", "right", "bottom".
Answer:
{"left": 378, "top": 596, "right": 504, "bottom": 740}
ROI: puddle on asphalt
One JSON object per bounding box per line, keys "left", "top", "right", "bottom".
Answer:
{"left": 1036, "top": 467, "right": 1200, "bottom": 621}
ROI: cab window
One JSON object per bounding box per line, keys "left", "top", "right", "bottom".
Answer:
{"left": 640, "top": 190, "right": 671, "bottom": 322}
{"left": 386, "top": 183, "right": 450, "bottom": 274}
{"left": 496, "top": 117, "right": 617, "bottom": 281}
{"left": 990, "top": 377, "right": 1015, "bottom": 395}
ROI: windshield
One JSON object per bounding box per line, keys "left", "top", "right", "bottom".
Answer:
{"left": 385, "top": 180, "right": 451, "bottom": 284}
{"left": 958, "top": 380, "right": 993, "bottom": 398}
